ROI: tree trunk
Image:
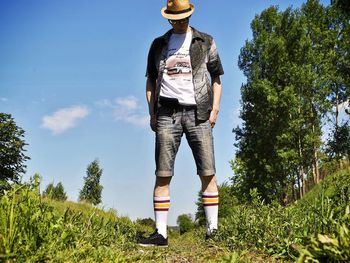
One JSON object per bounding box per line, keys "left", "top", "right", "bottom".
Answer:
{"left": 335, "top": 86, "right": 340, "bottom": 160}
{"left": 298, "top": 112, "right": 305, "bottom": 197}
{"left": 292, "top": 180, "right": 297, "bottom": 201}
{"left": 297, "top": 97, "right": 305, "bottom": 197}
{"left": 302, "top": 167, "right": 307, "bottom": 196}
{"left": 297, "top": 169, "right": 302, "bottom": 198}
{"left": 312, "top": 144, "right": 320, "bottom": 184}
{"left": 311, "top": 100, "right": 320, "bottom": 185}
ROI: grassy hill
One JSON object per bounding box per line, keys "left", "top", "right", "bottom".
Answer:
{"left": 0, "top": 166, "right": 349, "bottom": 262}
{"left": 0, "top": 184, "right": 137, "bottom": 262}
{"left": 214, "top": 166, "right": 350, "bottom": 262}
{"left": 297, "top": 167, "right": 350, "bottom": 206}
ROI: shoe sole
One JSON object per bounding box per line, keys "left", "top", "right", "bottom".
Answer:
{"left": 138, "top": 243, "right": 168, "bottom": 248}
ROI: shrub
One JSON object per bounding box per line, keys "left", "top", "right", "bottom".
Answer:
{"left": 177, "top": 214, "right": 194, "bottom": 234}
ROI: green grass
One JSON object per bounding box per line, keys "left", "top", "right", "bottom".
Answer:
{"left": 1, "top": 167, "right": 349, "bottom": 262}
{"left": 0, "top": 183, "right": 137, "bottom": 262}
{"left": 297, "top": 167, "right": 350, "bottom": 206}
{"left": 215, "top": 167, "right": 350, "bottom": 262}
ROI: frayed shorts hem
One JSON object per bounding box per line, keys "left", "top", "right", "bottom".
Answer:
{"left": 198, "top": 170, "right": 216, "bottom": 177}
{"left": 155, "top": 170, "right": 216, "bottom": 177}
{"left": 155, "top": 171, "right": 174, "bottom": 177}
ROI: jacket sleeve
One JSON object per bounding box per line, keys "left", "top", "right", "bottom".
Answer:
{"left": 145, "top": 40, "right": 158, "bottom": 80}
{"left": 207, "top": 39, "right": 224, "bottom": 78}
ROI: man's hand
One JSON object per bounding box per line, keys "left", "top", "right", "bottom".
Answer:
{"left": 150, "top": 114, "right": 157, "bottom": 132}
{"left": 209, "top": 109, "right": 219, "bottom": 128}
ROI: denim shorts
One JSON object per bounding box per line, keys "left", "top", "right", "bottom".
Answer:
{"left": 155, "top": 105, "right": 216, "bottom": 177}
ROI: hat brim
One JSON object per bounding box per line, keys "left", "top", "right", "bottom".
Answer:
{"left": 161, "top": 4, "right": 195, "bottom": 20}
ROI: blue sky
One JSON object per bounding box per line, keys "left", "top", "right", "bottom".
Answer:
{"left": 0, "top": 0, "right": 331, "bottom": 225}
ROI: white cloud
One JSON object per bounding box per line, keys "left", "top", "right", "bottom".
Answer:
{"left": 0, "top": 97, "right": 8, "bottom": 102}
{"left": 114, "top": 96, "right": 149, "bottom": 127}
{"left": 121, "top": 114, "right": 149, "bottom": 127}
{"left": 115, "top": 97, "right": 138, "bottom": 111}
{"left": 41, "top": 105, "right": 90, "bottom": 135}
{"left": 96, "top": 96, "right": 149, "bottom": 128}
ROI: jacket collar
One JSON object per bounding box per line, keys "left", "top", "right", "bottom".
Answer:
{"left": 160, "top": 27, "right": 204, "bottom": 44}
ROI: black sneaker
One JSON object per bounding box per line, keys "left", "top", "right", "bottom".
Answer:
{"left": 138, "top": 230, "right": 168, "bottom": 247}
{"left": 205, "top": 229, "right": 218, "bottom": 240}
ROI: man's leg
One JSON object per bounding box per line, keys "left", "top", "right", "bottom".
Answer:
{"left": 153, "top": 176, "right": 172, "bottom": 238}
{"left": 138, "top": 176, "right": 172, "bottom": 247}
{"left": 200, "top": 175, "right": 219, "bottom": 236}
{"left": 200, "top": 174, "right": 218, "bottom": 193}
{"left": 152, "top": 106, "right": 182, "bottom": 241}
{"left": 184, "top": 109, "right": 218, "bottom": 237}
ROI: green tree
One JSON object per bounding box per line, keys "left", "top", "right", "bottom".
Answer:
{"left": 43, "top": 183, "right": 55, "bottom": 198}
{"left": 42, "top": 182, "right": 68, "bottom": 201}
{"left": 326, "top": 122, "right": 350, "bottom": 160}
{"left": 234, "top": 6, "right": 303, "bottom": 202}
{"left": 136, "top": 218, "right": 156, "bottom": 229}
{"left": 54, "top": 182, "right": 67, "bottom": 201}
{"left": 176, "top": 214, "right": 194, "bottom": 235}
{"left": 79, "top": 159, "right": 103, "bottom": 205}
{"left": 326, "top": 1, "right": 350, "bottom": 161}
{"left": 331, "top": 0, "right": 350, "bottom": 17}
{"left": 0, "top": 113, "right": 30, "bottom": 191}
{"left": 233, "top": 0, "right": 335, "bottom": 202}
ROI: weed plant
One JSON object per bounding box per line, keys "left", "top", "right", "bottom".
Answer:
{"left": 297, "top": 206, "right": 350, "bottom": 262}
{"left": 215, "top": 168, "right": 350, "bottom": 262}
{"left": 0, "top": 180, "right": 137, "bottom": 262}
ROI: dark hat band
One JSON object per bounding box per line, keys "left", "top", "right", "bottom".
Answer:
{"left": 165, "top": 7, "right": 192, "bottom": 15}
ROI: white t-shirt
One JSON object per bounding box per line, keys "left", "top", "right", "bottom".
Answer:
{"left": 160, "top": 31, "right": 196, "bottom": 105}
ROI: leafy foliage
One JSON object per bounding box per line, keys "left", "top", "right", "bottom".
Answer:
{"left": 298, "top": 206, "right": 350, "bottom": 262}
{"left": 79, "top": 159, "right": 103, "bottom": 205}
{"left": 0, "top": 113, "right": 30, "bottom": 191}
{"left": 135, "top": 217, "right": 155, "bottom": 229}
{"left": 42, "top": 181, "right": 68, "bottom": 201}
{"left": 233, "top": 0, "right": 350, "bottom": 204}
{"left": 331, "top": 0, "right": 350, "bottom": 17}
{"left": 177, "top": 214, "right": 194, "bottom": 235}
{"left": 325, "top": 122, "right": 350, "bottom": 160}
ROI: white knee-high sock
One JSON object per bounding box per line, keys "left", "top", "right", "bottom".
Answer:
{"left": 202, "top": 191, "right": 219, "bottom": 235}
{"left": 154, "top": 196, "right": 170, "bottom": 238}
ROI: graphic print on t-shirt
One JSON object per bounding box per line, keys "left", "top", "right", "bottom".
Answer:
{"left": 160, "top": 31, "right": 196, "bottom": 105}
{"left": 164, "top": 35, "right": 192, "bottom": 78}
{"left": 166, "top": 61, "right": 191, "bottom": 75}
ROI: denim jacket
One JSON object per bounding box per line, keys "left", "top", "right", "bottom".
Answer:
{"left": 146, "top": 27, "right": 224, "bottom": 120}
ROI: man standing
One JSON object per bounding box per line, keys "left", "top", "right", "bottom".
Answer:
{"left": 139, "top": 0, "right": 224, "bottom": 247}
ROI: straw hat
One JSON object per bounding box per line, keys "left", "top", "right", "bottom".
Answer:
{"left": 161, "top": 0, "right": 195, "bottom": 20}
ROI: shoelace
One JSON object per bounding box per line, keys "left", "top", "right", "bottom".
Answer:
{"left": 148, "top": 232, "right": 160, "bottom": 240}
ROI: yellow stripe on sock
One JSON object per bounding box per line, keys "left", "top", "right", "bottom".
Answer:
{"left": 202, "top": 198, "right": 219, "bottom": 204}
{"left": 154, "top": 203, "right": 170, "bottom": 209}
